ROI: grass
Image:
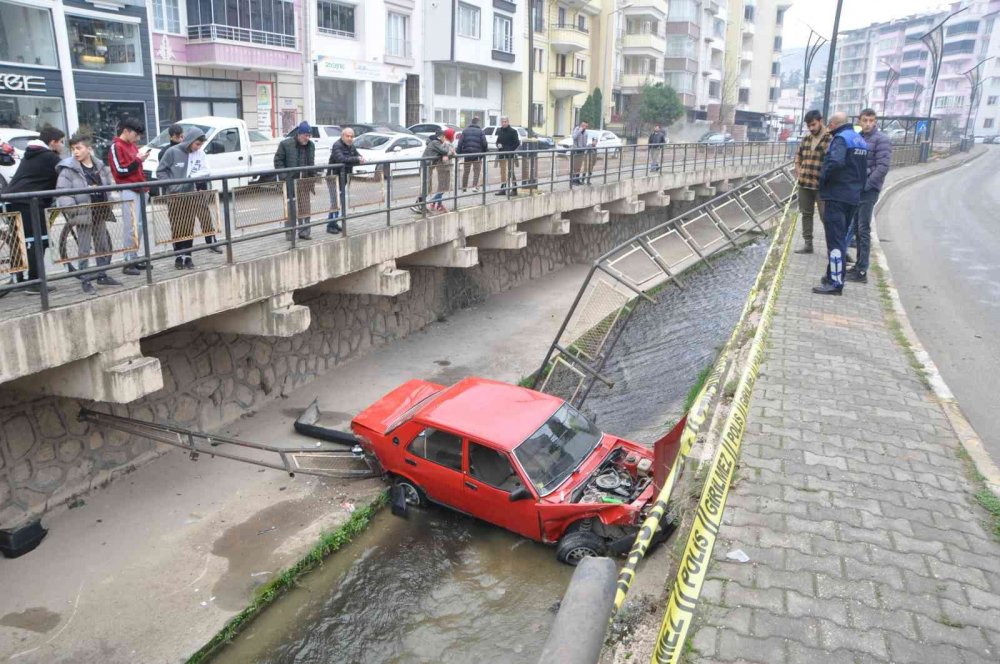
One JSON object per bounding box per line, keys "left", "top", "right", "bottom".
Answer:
{"left": 184, "top": 490, "right": 388, "bottom": 664}
{"left": 956, "top": 446, "right": 1000, "bottom": 542}
{"left": 871, "top": 263, "right": 931, "bottom": 388}
{"left": 683, "top": 365, "right": 713, "bottom": 413}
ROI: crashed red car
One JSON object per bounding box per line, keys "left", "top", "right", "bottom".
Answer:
{"left": 352, "top": 376, "right": 669, "bottom": 564}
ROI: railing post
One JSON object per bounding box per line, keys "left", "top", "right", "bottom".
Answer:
{"left": 28, "top": 198, "right": 48, "bottom": 310}
{"left": 630, "top": 143, "right": 637, "bottom": 179}
{"left": 221, "top": 179, "right": 234, "bottom": 264}
{"left": 385, "top": 164, "right": 393, "bottom": 227}
{"left": 453, "top": 154, "right": 460, "bottom": 210}
{"left": 420, "top": 158, "right": 429, "bottom": 216}
{"left": 550, "top": 148, "right": 556, "bottom": 192}
{"left": 138, "top": 189, "right": 153, "bottom": 284}
{"left": 683, "top": 143, "right": 688, "bottom": 171}
{"left": 483, "top": 154, "right": 489, "bottom": 205}
{"left": 286, "top": 175, "right": 297, "bottom": 248}
{"left": 616, "top": 146, "right": 623, "bottom": 182}
{"left": 569, "top": 149, "right": 575, "bottom": 190}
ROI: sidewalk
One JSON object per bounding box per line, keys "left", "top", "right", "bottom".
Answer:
{"left": 689, "top": 152, "right": 1000, "bottom": 663}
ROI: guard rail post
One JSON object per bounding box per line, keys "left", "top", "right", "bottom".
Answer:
{"left": 385, "top": 163, "right": 393, "bottom": 226}
{"left": 28, "top": 198, "right": 48, "bottom": 310}
{"left": 537, "top": 557, "right": 617, "bottom": 664}
{"left": 221, "top": 179, "right": 234, "bottom": 264}
{"left": 138, "top": 190, "right": 153, "bottom": 284}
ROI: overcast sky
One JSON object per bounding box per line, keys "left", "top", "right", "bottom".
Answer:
{"left": 783, "top": 0, "right": 953, "bottom": 48}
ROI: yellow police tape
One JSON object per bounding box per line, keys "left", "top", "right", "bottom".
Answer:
{"left": 649, "top": 200, "right": 798, "bottom": 664}
{"left": 611, "top": 185, "right": 800, "bottom": 616}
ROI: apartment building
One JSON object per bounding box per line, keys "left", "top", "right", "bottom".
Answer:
{"left": 151, "top": 0, "right": 305, "bottom": 136}
{"left": 306, "top": 0, "right": 422, "bottom": 127}
{"left": 615, "top": 1, "right": 669, "bottom": 119}
{"left": 733, "top": 0, "right": 787, "bottom": 114}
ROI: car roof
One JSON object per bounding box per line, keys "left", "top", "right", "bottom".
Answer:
{"left": 357, "top": 132, "right": 412, "bottom": 142}
{"left": 0, "top": 128, "right": 39, "bottom": 138}
{"left": 416, "top": 377, "right": 564, "bottom": 451}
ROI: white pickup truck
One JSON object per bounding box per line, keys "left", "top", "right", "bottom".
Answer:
{"left": 142, "top": 116, "right": 282, "bottom": 186}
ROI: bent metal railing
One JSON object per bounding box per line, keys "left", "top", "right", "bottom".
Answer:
{"left": 0, "top": 141, "right": 789, "bottom": 312}
{"left": 531, "top": 161, "right": 798, "bottom": 407}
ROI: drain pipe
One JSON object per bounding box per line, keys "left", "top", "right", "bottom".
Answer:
{"left": 537, "top": 557, "right": 617, "bottom": 664}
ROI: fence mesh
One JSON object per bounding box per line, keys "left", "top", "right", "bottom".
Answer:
{"left": 45, "top": 199, "right": 138, "bottom": 264}
{"left": 711, "top": 199, "right": 755, "bottom": 236}
{"left": 0, "top": 211, "right": 27, "bottom": 275}
{"left": 681, "top": 212, "right": 728, "bottom": 254}
{"left": 232, "top": 180, "right": 287, "bottom": 231}
{"left": 149, "top": 190, "right": 221, "bottom": 246}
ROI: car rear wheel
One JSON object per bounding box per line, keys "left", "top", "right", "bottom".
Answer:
{"left": 556, "top": 531, "right": 606, "bottom": 566}
{"left": 394, "top": 477, "right": 427, "bottom": 507}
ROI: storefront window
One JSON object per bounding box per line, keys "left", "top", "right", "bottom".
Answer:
{"left": 0, "top": 2, "right": 58, "bottom": 68}
{"left": 372, "top": 83, "right": 401, "bottom": 123}
{"left": 76, "top": 100, "right": 146, "bottom": 144}
{"left": 0, "top": 94, "right": 65, "bottom": 130}
{"left": 315, "top": 78, "right": 355, "bottom": 124}
{"left": 66, "top": 15, "right": 144, "bottom": 75}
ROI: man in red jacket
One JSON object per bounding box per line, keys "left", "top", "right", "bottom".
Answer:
{"left": 108, "top": 117, "right": 151, "bottom": 275}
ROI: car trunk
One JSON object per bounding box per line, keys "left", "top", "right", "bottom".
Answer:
{"left": 351, "top": 379, "right": 444, "bottom": 437}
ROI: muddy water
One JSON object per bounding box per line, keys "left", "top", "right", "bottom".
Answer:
{"left": 208, "top": 241, "right": 770, "bottom": 664}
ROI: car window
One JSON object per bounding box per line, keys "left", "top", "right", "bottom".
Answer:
{"left": 8, "top": 136, "right": 36, "bottom": 151}
{"left": 355, "top": 134, "right": 392, "bottom": 149}
{"left": 323, "top": 127, "right": 342, "bottom": 138}
{"left": 148, "top": 123, "right": 212, "bottom": 149}
{"left": 469, "top": 442, "right": 520, "bottom": 491}
{"left": 411, "top": 124, "right": 434, "bottom": 133}
{"left": 209, "top": 128, "right": 241, "bottom": 153}
{"left": 404, "top": 137, "right": 424, "bottom": 149}
{"left": 514, "top": 403, "right": 603, "bottom": 496}
{"left": 484, "top": 127, "right": 495, "bottom": 135}
{"left": 518, "top": 128, "right": 527, "bottom": 137}
{"left": 388, "top": 139, "right": 405, "bottom": 151}
{"left": 247, "top": 130, "right": 271, "bottom": 142}
{"left": 602, "top": 132, "right": 614, "bottom": 140}
{"left": 408, "top": 428, "right": 463, "bottom": 471}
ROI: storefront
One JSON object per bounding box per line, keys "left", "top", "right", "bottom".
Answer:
{"left": 314, "top": 55, "right": 412, "bottom": 125}
{"left": 0, "top": 0, "right": 156, "bottom": 140}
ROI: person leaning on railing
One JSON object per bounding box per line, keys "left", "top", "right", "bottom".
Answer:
{"left": 495, "top": 116, "right": 521, "bottom": 195}
{"left": 326, "top": 127, "right": 364, "bottom": 235}
{"left": 410, "top": 129, "right": 452, "bottom": 214}
{"left": 155, "top": 127, "right": 208, "bottom": 269}
{"left": 55, "top": 134, "right": 122, "bottom": 295}
{"left": 570, "top": 121, "right": 589, "bottom": 185}
{"left": 274, "top": 122, "right": 317, "bottom": 241}
{"left": 109, "top": 118, "right": 151, "bottom": 275}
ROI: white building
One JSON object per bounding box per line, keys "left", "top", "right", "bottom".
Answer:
{"left": 305, "top": 0, "right": 424, "bottom": 126}
{"left": 421, "top": 0, "right": 526, "bottom": 128}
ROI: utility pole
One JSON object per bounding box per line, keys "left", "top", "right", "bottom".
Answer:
{"left": 528, "top": 0, "right": 535, "bottom": 130}
{"left": 821, "top": 0, "right": 844, "bottom": 119}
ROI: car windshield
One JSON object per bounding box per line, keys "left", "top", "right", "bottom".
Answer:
{"left": 149, "top": 124, "right": 212, "bottom": 149}
{"left": 7, "top": 135, "right": 36, "bottom": 151}
{"left": 514, "top": 403, "right": 603, "bottom": 496}
{"left": 355, "top": 134, "right": 392, "bottom": 150}
{"left": 247, "top": 130, "right": 272, "bottom": 142}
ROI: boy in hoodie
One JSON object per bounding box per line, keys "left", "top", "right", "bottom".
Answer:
{"left": 55, "top": 134, "right": 122, "bottom": 294}
{"left": 109, "top": 118, "right": 151, "bottom": 275}
{"left": 410, "top": 129, "right": 452, "bottom": 214}
{"left": 156, "top": 127, "right": 208, "bottom": 269}
{"left": 4, "top": 126, "right": 65, "bottom": 294}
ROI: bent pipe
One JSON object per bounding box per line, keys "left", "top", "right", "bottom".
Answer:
{"left": 293, "top": 398, "right": 360, "bottom": 446}
{"left": 537, "top": 557, "right": 617, "bottom": 664}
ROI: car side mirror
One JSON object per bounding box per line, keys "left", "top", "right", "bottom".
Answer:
{"left": 391, "top": 145, "right": 402, "bottom": 152}
{"left": 509, "top": 486, "right": 532, "bottom": 502}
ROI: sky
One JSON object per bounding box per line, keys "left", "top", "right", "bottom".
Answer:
{"left": 782, "top": 0, "right": 953, "bottom": 48}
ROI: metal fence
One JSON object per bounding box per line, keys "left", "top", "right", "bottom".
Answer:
{"left": 531, "top": 162, "right": 798, "bottom": 407}
{"left": 891, "top": 144, "right": 923, "bottom": 169}
{"left": 0, "top": 141, "right": 790, "bottom": 311}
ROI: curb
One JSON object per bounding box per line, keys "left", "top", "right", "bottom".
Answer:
{"left": 871, "top": 147, "right": 1000, "bottom": 498}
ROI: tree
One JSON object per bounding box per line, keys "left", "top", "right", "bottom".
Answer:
{"left": 638, "top": 83, "right": 684, "bottom": 129}
{"left": 579, "top": 87, "right": 603, "bottom": 127}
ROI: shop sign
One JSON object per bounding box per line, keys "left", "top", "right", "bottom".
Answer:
{"left": 0, "top": 74, "right": 46, "bottom": 94}
{"left": 314, "top": 56, "right": 406, "bottom": 84}
{"left": 256, "top": 82, "right": 274, "bottom": 136}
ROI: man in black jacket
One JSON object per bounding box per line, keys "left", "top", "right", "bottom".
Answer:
{"left": 274, "top": 122, "right": 316, "bottom": 240}
{"left": 3, "top": 126, "right": 66, "bottom": 294}
{"left": 457, "top": 117, "right": 487, "bottom": 192}
{"left": 326, "top": 128, "right": 364, "bottom": 234}
{"left": 648, "top": 124, "right": 667, "bottom": 171}
{"left": 495, "top": 116, "right": 520, "bottom": 196}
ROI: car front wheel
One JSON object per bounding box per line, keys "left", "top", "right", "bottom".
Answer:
{"left": 394, "top": 477, "right": 427, "bottom": 507}
{"left": 556, "top": 531, "right": 606, "bottom": 565}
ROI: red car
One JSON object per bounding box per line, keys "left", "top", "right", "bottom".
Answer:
{"left": 351, "top": 377, "right": 665, "bottom": 564}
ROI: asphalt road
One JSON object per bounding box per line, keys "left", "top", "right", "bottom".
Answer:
{"left": 879, "top": 146, "right": 1000, "bottom": 464}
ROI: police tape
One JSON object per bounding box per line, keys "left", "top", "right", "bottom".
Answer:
{"left": 611, "top": 185, "right": 800, "bottom": 616}
{"left": 648, "top": 198, "right": 799, "bottom": 664}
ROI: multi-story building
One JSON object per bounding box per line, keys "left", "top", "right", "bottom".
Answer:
{"left": 151, "top": 0, "right": 305, "bottom": 137}
{"left": 972, "top": 11, "right": 1000, "bottom": 136}
{"left": 307, "top": 0, "right": 422, "bottom": 127}
{"left": 613, "top": 1, "right": 669, "bottom": 122}
{"left": 421, "top": 0, "right": 524, "bottom": 130}
{"left": 1, "top": 0, "right": 157, "bottom": 138}
{"left": 733, "top": 0, "right": 788, "bottom": 115}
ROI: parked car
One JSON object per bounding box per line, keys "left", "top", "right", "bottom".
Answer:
{"left": 698, "top": 132, "right": 734, "bottom": 144}
{"left": 351, "top": 132, "right": 427, "bottom": 177}
{"left": 0, "top": 128, "right": 38, "bottom": 189}
{"left": 283, "top": 124, "right": 342, "bottom": 155}
{"left": 351, "top": 376, "right": 670, "bottom": 565}
{"left": 408, "top": 122, "right": 461, "bottom": 140}
{"left": 483, "top": 124, "right": 529, "bottom": 151}
{"left": 984, "top": 135, "right": 1000, "bottom": 144}
{"left": 342, "top": 122, "right": 415, "bottom": 137}
{"left": 556, "top": 129, "right": 624, "bottom": 157}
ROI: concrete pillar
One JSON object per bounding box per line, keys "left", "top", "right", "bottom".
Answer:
{"left": 639, "top": 191, "right": 671, "bottom": 208}
{"left": 197, "top": 292, "right": 311, "bottom": 337}
{"left": 567, "top": 205, "right": 609, "bottom": 225}
{"left": 519, "top": 213, "right": 570, "bottom": 236}
{"left": 694, "top": 184, "right": 717, "bottom": 198}
{"left": 468, "top": 225, "right": 528, "bottom": 250}
{"left": 317, "top": 260, "right": 411, "bottom": 297}
{"left": 605, "top": 196, "right": 645, "bottom": 215}
{"left": 713, "top": 179, "right": 733, "bottom": 193}
{"left": 12, "top": 342, "right": 163, "bottom": 404}
{"left": 398, "top": 239, "right": 479, "bottom": 268}
{"left": 668, "top": 187, "right": 696, "bottom": 202}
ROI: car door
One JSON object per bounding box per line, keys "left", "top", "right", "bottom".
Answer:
{"left": 402, "top": 426, "right": 467, "bottom": 509}
{"left": 204, "top": 127, "right": 247, "bottom": 176}
{"left": 462, "top": 441, "right": 541, "bottom": 540}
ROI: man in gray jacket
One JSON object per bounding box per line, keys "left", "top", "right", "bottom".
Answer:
{"left": 846, "top": 108, "right": 892, "bottom": 283}
{"left": 571, "top": 121, "right": 589, "bottom": 184}
{"left": 156, "top": 127, "right": 207, "bottom": 269}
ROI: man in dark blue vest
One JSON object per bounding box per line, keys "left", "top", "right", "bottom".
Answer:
{"left": 815, "top": 111, "right": 868, "bottom": 295}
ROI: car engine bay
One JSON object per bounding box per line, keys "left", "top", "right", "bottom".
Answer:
{"left": 573, "top": 448, "right": 652, "bottom": 504}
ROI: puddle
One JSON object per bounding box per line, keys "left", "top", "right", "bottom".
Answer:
{"left": 0, "top": 607, "right": 62, "bottom": 634}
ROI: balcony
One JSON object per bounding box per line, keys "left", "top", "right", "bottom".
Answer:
{"left": 550, "top": 23, "right": 590, "bottom": 54}
{"left": 622, "top": 31, "right": 667, "bottom": 57}
{"left": 188, "top": 23, "right": 296, "bottom": 49}
{"left": 620, "top": 72, "right": 658, "bottom": 91}
{"left": 666, "top": 20, "right": 700, "bottom": 39}
{"left": 550, "top": 73, "right": 589, "bottom": 98}
{"left": 741, "top": 50, "right": 753, "bottom": 62}
{"left": 706, "top": 1, "right": 721, "bottom": 15}
{"left": 743, "top": 21, "right": 755, "bottom": 36}
{"left": 624, "top": 1, "right": 668, "bottom": 21}
{"left": 664, "top": 57, "right": 698, "bottom": 73}
{"left": 561, "top": 0, "right": 602, "bottom": 16}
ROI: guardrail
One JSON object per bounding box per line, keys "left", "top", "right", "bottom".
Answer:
{"left": 0, "top": 141, "right": 789, "bottom": 312}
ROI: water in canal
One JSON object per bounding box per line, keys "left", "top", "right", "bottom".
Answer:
{"left": 209, "top": 240, "right": 769, "bottom": 664}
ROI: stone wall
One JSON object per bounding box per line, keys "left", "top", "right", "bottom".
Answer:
{"left": 0, "top": 203, "right": 698, "bottom": 528}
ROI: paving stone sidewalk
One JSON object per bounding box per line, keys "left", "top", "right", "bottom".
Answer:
{"left": 688, "top": 156, "right": 1000, "bottom": 663}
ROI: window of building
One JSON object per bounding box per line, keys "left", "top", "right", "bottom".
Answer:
{"left": 557, "top": 6, "right": 566, "bottom": 26}
{"left": 988, "top": 96, "right": 998, "bottom": 105}
{"left": 373, "top": 83, "right": 401, "bottom": 123}
{"left": 713, "top": 18, "right": 724, "bottom": 39}
{"left": 531, "top": 102, "right": 544, "bottom": 126}
{"left": 898, "top": 82, "right": 916, "bottom": 94}
{"left": 945, "top": 20, "right": 979, "bottom": 37}
{"left": 773, "top": 36, "right": 782, "bottom": 52}
{"left": 386, "top": 12, "right": 409, "bottom": 57}
{"left": 769, "top": 87, "right": 780, "bottom": 102}
{"left": 738, "top": 88, "right": 749, "bottom": 103}
{"left": 66, "top": 15, "right": 143, "bottom": 75}
{"left": 188, "top": 0, "right": 296, "bottom": 47}
{"left": 668, "top": 0, "right": 698, "bottom": 22}
{"left": 627, "top": 19, "right": 659, "bottom": 35}
{"left": 532, "top": 1, "right": 544, "bottom": 33}
{"left": 435, "top": 65, "right": 458, "bottom": 95}
{"left": 152, "top": 0, "right": 181, "bottom": 34}
{"left": 0, "top": 2, "right": 58, "bottom": 68}
{"left": 434, "top": 108, "right": 458, "bottom": 124}
{"left": 900, "top": 66, "right": 925, "bottom": 78}
{"left": 315, "top": 78, "right": 356, "bottom": 124}
{"left": 458, "top": 2, "right": 480, "bottom": 38}
{"left": 984, "top": 117, "right": 994, "bottom": 128}
{"left": 408, "top": 428, "right": 463, "bottom": 471}
{"left": 708, "top": 81, "right": 720, "bottom": 98}
{"left": 743, "top": 5, "right": 755, "bottom": 23}
{"left": 902, "top": 49, "right": 928, "bottom": 62}
{"left": 771, "top": 61, "right": 780, "bottom": 76}
{"left": 877, "top": 38, "right": 898, "bottom": 52}
{"left": 666, "top": 36, "right": 695, "bottom": 58}
{"left": 157, "top": 77, "right": 241, "bottom": 127}
{"left": 943, "top": 40, "right": 976, "bottom": 56}
{"left": 664, "top": 72, "right": 694, "bottom": 93}
{"left": 776, "top": 8, "right": 785, "bottom": 26}
{"left": 574, "top": 58, "right": 585, "bottom": 77}
{"left": 458, "top": 108, "right": 484, "bottom": 127}
{"left": 576, "top": 14, "right": 587, "bottom": 32}
{"left": 76, "top": 100, "right": 146, "bottom": 142}
{"left": 317, "top": 1, "right": 355, "bottom": 37}
{"left": 0, "top": 94, "right": 64, "bottom": 130}
{"left": 534, "top": 47, "right": 544, "bottom": 72}
{"left": 460, "top": 68, "right": 486, "bottom": 97}
{"left": 493, "top": 14, "right": 513, "bottom": 53}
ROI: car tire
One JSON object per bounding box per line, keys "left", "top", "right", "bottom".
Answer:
{"left": 394, "top": 477, "right": 427, "bottom": 507}
{"left": 556, "top": 530, "right": 606, "bottom": 566}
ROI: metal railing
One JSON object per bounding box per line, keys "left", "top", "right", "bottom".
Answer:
{"left": 187, "top": 23, "right": 297, "bottom": 49}
{"left": 891, "top": 143, "right": 923, "bottom": 168}
{"left": 0, "top": 141, "right": 790, "bottom": 312}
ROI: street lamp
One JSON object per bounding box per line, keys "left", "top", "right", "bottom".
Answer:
{"left": 800, "top": 26, "right": 827, "bottom": 128}
{"left": 878, "top": 58, "right": 900, "bottom": 117}
{"left": 963, "top": 57, "right": 992, "bottom": 138}
{"left": 601, "top": 2, "right": 633, "bottom": 130}
{"left": 913, "top": 6, "right": 969, "bottom": 141}
{"left": 821, "top": 0, "right": 845, "bottom": 119}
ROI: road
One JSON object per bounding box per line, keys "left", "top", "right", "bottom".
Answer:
{"left": 879, "top": 146, "right": 1000, "bottom": 463}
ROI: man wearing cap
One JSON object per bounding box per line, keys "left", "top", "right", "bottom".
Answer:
{"left": 326, "top": 127, "right": 365, "bottom": 234}
{"left": 274, "top": 121, "right": 316, "bottom": 240}
{"left": 109, "top": 117, "right": 151, "bottom": 275}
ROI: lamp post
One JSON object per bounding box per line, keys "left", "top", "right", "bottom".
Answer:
{"left": 601, "top": 2, "right": 633, "bottom": 130}
{"left": 914, "top": 6, "right": 969, "bottom": 142}
{"left": 878, "top": 58, "right": 900, "bottom": 117}
{"left": 821, "top": 0, "right": 845, "bottom": 119}
{"left": 963, "top": 57, "right": 992, "bottom": 139}
{"left": 801, "top": 26, "right": 828, "bottom": 129}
